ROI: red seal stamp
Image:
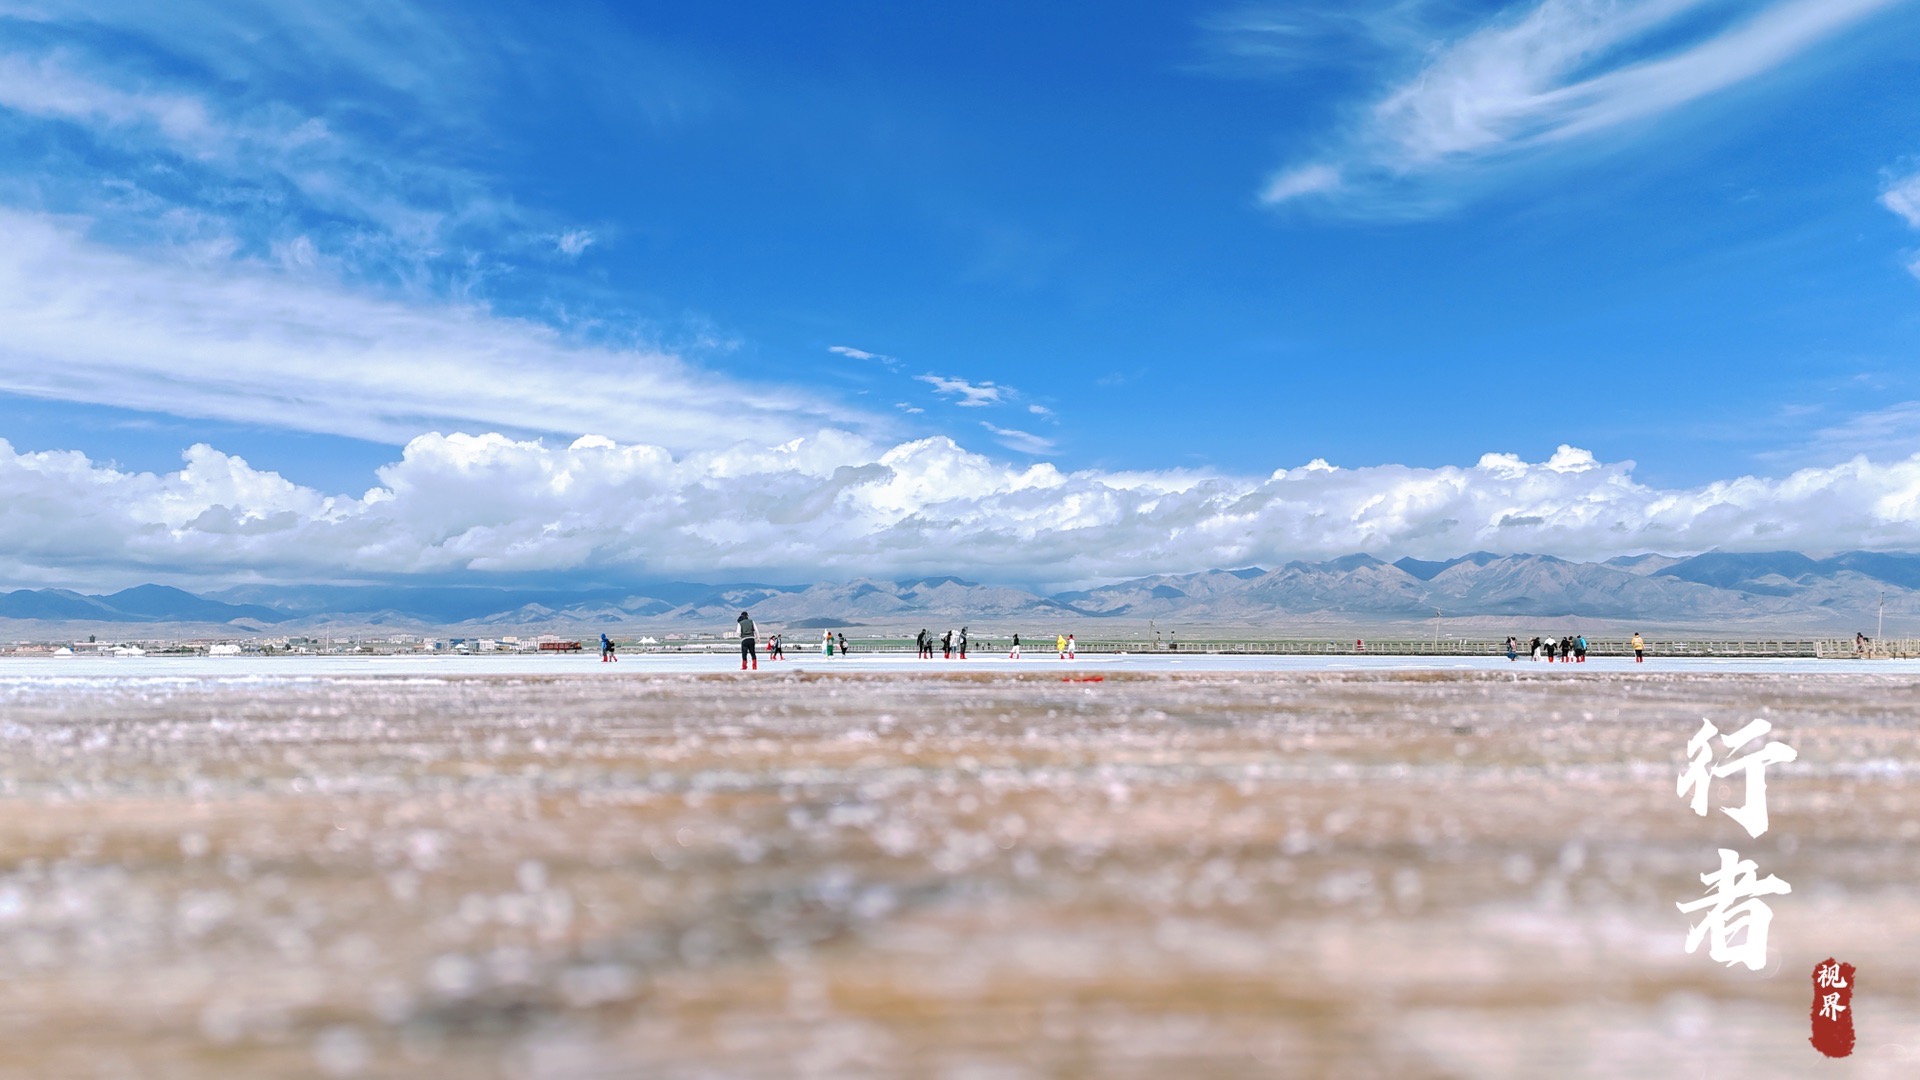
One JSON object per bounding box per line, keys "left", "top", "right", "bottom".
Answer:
{"left": 1810, "top": 958, "right": 1855, "bottom": 1058}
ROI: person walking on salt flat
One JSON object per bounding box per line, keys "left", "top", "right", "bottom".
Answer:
{"left": 737, "top": 612, "right": 758, "bottom": 671}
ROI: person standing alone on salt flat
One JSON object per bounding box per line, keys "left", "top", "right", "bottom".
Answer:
{"left": 737, "top": 611, "right": 758, "bottom": 671}
{"left": 1010, "top": 633, "right": 1021, "bottom": 659}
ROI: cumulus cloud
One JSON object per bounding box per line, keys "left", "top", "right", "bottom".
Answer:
{"left": 0, "top": 211, "right": 866, "bottom": 449}
{"left": 916, "top": 374, "right": 1006, "bottom": 407}
{"left": 9, "top": 433, "right": 1920, "bottom": 589}
{"left": 1263, "top": 0, "right": 1903, "bottom": 212}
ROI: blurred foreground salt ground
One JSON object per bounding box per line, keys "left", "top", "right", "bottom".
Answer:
{"left": 1, "top": 668, "right": 1917, "bottom": 1078}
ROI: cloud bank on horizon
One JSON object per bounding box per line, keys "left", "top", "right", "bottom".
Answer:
{"left": 5, "top": 433, "right": 1920, "bottom": 589}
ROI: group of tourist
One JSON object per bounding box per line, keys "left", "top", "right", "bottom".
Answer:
{"left": 722, "top": 612, "right": 1089, "bottom": 669}
{"left": 1507, "top": 633, "right": 1589, "bottom": 662}
{"left": 650, "top": 617, "right": 1664, "bottom": 669}
{"left": 917, "top": 627, "right": 968, "bottom": 658}
{"left": 1505, "top": 632, "right": 1648, "bottom": 662}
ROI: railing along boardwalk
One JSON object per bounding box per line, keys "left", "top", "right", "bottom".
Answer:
{"left": 642, "top": 638, "right": 1920, "bottom": 659}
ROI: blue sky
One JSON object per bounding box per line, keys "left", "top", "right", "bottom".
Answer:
{"left": 5, "top": 0, "right": 1920, "bottom": 588}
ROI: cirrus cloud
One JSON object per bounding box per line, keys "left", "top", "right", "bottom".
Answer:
{"left": 0, "top": 210, "right": 867, "bottom": 450}
{"left": 1882, "top": 165, "right": 1920, "bottom": 277}
{"left": 916, "top": 374, "right": 1006, "bottom": 408}
{"left": 1261, "top": 0, "right": 1905, "bottom": 214}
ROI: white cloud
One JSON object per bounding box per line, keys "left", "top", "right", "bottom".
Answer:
{"left": 1882, "top": 167, "right": 1920, "bottom": 276}
{"left": 830, "top": 344, "right": 902, "bottom": 369}
{"left": 1805, "top": 400, "right": 1920, "bottom": 458}
{"left": 0, "top": 44, "right": 513, "bottom": 284}
{"left": 895, "top": 402, "right": 925, "bottom": 415}
{"left": 0, "top": 210, "right": 866, "bottom": 450}
{"left": 916, "top": 374, "right": 1006, "bottom": 408}
{"left": 0, "top": 12, "right": 637, "bottom": 290}
{"left": 981, "top": 422, "right": 1056, "bottom": 455}
{"left": 1884, "top": 170, "right": 1920, "bottom": 228}
{"left": 1027, "top": 403, "right": 1054, "bottom": 418}
{"left": 10, "top": 433, "right": 1920, "bottom": 589}
{"left": 1261, "top": 163, "right": 1344, "bottom": 204}
{"left": 0, "top": 51, "right": 218, "bottom": 145}
{"left": 1263, "top": 0, "right": 1904, "bottom": 211}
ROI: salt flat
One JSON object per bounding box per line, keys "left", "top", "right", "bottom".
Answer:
{"left": 1, "top": 669, "right": 1915, "bottom": 1078}
{"left": 5, "top": 651, "right": 1918, "bottom": 678}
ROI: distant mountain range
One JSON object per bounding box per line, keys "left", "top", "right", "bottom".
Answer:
{"left": 3, "top": 551, "right": 1916, "bottom": 634}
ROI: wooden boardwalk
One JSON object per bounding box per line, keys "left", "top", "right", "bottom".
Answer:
{"left": 645, "top": 636, "right": 1920, "bottom": 659}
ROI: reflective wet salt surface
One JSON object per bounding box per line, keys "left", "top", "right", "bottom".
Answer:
{"left": 2, "top": 668, "right": 1916, "bottom": 1078}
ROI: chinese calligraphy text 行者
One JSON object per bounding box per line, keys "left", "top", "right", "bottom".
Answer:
{"left": 1675, "top": 718, "right": 1796, "bottom": 971}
